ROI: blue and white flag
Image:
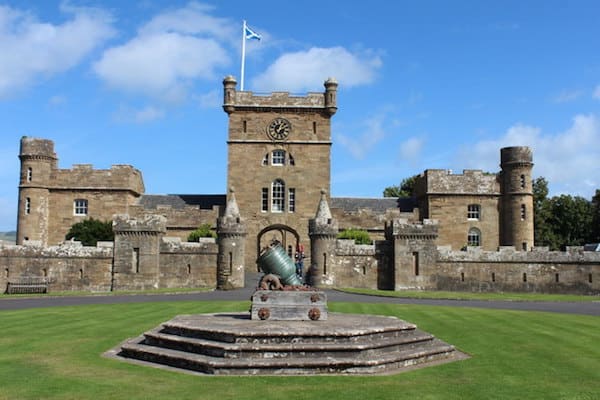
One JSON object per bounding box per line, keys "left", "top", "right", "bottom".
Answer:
{"left": 245, "top": 24, "right": 261, "bottom": 41}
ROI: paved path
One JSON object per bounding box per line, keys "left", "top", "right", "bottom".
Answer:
{"left": 1, "top": 286, "right": 599, "bottom": 316}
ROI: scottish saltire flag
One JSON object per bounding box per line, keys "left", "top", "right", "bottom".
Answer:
{"left": 245, "top": 24, "right": 261, "bottom": 41}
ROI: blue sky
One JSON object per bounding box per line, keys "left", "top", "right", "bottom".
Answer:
{"left": 1, "top": 0, "right": 600, "bottom": 231}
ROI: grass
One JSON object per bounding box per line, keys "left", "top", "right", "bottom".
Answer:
{"left": 339, "top": 287, "right": 600, "bottom": 302}
{"left": 0, "top": 301, "right": 599, "bottom": 400}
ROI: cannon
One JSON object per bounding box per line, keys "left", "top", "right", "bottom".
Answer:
{"left": 256, "top": 242, "right": 302, "bottom": 288}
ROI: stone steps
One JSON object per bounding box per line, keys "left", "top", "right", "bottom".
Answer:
{"left": 111, "top": 312, "right": 468, "bottom": 375}
{"left": 141, "top": 327, "right": 437, "bottom": 359}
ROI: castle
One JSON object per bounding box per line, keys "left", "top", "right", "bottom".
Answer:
{"left": 3, "top": 77, "right": 598, "bottom": 294}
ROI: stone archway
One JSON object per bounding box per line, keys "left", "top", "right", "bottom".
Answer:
{"left": 257, "top": 224, "right": 300, "bottom": 260}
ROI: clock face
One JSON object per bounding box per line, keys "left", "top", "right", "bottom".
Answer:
{"left": 267, "top": 118, "right": 291, "bottom": 141}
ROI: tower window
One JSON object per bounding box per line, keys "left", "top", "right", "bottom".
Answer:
{"left": 467, "top": 204, "right": 480, "bottom": 220}
{"left": 243, "top": 120, "right": 247, "bottom": 133}
{"left": 520, "top": 204, "right": 526, "bottom": 221}
{"left": 467, "top": 228, "right": 481, "bottom": 247}
{"left": 25, "top": 197, "right": 31, "bottom": 215}
{"left": 288, "top": 188, "right": 296, "bottom": 212}
{"left": 27, "top": 167, "right": 32, "bottom": 182}
{"left": 271, "top": 179, "right": 285, "bottom": 212}
{"left": 261, "top": 188, "right": 268, "bottom": 212}
{"left": 272, "top": 150, "right": 285, "bottom": 166}
{"left": 74, "top": 199, "right": 88, "bottom": 216}
{"left": 520, "top": 174, "right": 526, "bottom": 189}
{"left": 313, "top": 121, "right": 317, "bottom": 134}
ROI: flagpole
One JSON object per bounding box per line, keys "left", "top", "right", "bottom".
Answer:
{"left": 240, "top": 20, "right": 246, "bottom": 91}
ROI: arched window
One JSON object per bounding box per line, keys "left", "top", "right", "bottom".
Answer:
{"left": 271, "top": 179, "right": 285, "bottom": 212}
{"left": 467, "top": 228, "right": 481, "bottom": 247}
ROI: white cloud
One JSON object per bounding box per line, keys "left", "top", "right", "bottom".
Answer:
{"left": 252, "top": 47, "right": 382, "bottom": 92}
{"left": 93, "top": 3, "right": 233, "bottom": 101}
{"left": 399, "top": 137, "right": 424, "bottom": 162}
{"left": 552, "top": 89, "right": 583, "bottom": 103}
{"left": 593, "top": 85, "right": 600, "bottom": 100}
{"left": 197, "top": 89, "right": 221, "bottom": 108}
{"left": 336, "top": 113, "right": 387, "bottom": 159}
{"left": 457, "top": 114, "right": 600, "bottom": 198}
{"left": 113, "top": 105, "right": 165, "bottom": 123}
{"left": 0, "top": 4, "right": 115, "bottom": 99}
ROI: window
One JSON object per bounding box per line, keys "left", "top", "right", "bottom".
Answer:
{"left": 272, "top": 150, "right": 285, "bottom": 166}
{"left": 271, "top": 179, "right": 285, "bottom": 212}
{"left": 74, "top": 199, "right": 88, "bottom": 216}
{"left": 313, "top": 121, "right": 317, "bottom": 134}
{"left": 467, "top": 228, "right": 481, "bottom": 247}
{"left": 467, "top": 204, "right": 480, "bottom": 220}
{"left": 27, "top": 167, "right": 32, "bottom": 182}
{"left": 25, "top": 197, "right": 31, "bottom": 215}
{"left": 288, "top": 188, "right": 296, "bottom": 212}
{"left": 520, "top": 174, "right": 526, "bottom": 189}
{"left": 243, "top": 120, "right": 247, "bottom": 133}
{"left": 520, "top": 204, "right": 526, "bottom": 220}
{"left": 261, "top": 188, "right": 268, "bottom": 212}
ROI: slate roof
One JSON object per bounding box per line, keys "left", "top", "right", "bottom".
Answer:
{"left": 139, "top": 194, "right": 226, "bottom": 210}
{"left": 330, "top": 197, "right": 416, "bottom": 213}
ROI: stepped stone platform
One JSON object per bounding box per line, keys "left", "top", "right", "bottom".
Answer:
{"left": 106, "top": 312, "right": 468, "bottom": 375}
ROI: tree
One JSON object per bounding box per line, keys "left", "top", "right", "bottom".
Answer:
{"left": 187, "top": 223, "right": 216, "bottom": 242}
{"left": 383, "top": 174, "right": 419, "bottom": 198}
{"left": 65, "top": 218, "right": 114, "bottom": 246}
{"left": 546, "top": 195, "right": 593, "bottom": 249}
{"left": 591, "top": 189, "right": 600, "bottom": 243}
{"left": 533, "top": 177, "right": 555, "bottom": 248}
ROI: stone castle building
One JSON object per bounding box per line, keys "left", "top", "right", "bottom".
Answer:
{"left": 5, "top": 77, "right": 598, "bottom": 294}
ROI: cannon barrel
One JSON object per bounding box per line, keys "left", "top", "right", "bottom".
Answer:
{"left": 257, "top": 243, "right": 302, "bottom": 286}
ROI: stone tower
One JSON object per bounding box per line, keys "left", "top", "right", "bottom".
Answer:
{"left": 16, "top": 137, "right": 58, "bottom": 245}
{"left": 216, "top": 188, "right": 246, "bottom": 290}
{"left": 500, "top": 146, "right": 534, "bottom": 250}
{"left": 222, "top": 75, "right": 338, "bottom": 268}
{"left": 308, "top": 190, "right": 338, "bottom": 287}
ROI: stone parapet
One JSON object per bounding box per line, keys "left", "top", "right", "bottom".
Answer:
{"left": 113, "top": 214, "right": 167, "bottom": 234}
{"left": 416, "top": 169, "right": 500, "bottom": 195}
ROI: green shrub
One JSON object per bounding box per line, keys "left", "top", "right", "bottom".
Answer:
{"left": 187, "top": 223, "right": 216, "bottom": 241}
{"left": 337, "top": 228, "right": 372, "bottom": 245}
{"left": 65, "top": 218, "right": 114, "bottom": 246}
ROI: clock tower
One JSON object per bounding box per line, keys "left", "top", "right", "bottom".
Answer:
{"left": 222, "top": 75, "right": 338, "bottom": 271}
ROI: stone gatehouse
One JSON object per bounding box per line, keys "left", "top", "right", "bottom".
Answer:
{"left": 6, "top": 77, "right": 599, "bottom": 295}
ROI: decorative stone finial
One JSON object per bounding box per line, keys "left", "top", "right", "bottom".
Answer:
{"left": 315, "top": 189, "right": 332, "bottom": 220}
{"left": 224, "top": 188, "right": 240, "bottom": 219}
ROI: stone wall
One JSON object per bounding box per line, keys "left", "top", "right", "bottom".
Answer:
{"left": 319, "top": 239, "right": 392, "bottom": 289}
{"left": 435, "top": 247, "right": 600, "bottom": 294}
{"left": 0, "top": 242, "right": 113, "bottom": 292}
{"left": 159, "top": 238, "right": 218, "bottom": 289}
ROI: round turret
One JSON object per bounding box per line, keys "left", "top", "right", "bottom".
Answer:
{"left": 324, "top": 78, "right": 338, "bottom": 116}
{"left": 16, "top": 137, "right": 58, "bottom": 245}
{"left": 499, "top": 146, "right": 534, "bottom": 250}
{"left": 222, "top": 75, "right": 237, "bottom": 114}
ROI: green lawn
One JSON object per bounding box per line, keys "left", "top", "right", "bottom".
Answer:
{"left": 0, "top": 301, "right": 598, "bottom": 400}
{"left": 339, "top": 287, "right": 600, "bottom": 302}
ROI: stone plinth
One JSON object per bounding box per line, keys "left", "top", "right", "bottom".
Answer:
{"left": 251, "top": 290, "right": 328, "bottom": 321}
{"left": 108, "top": 312, "right": 468, "bottom": 376}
